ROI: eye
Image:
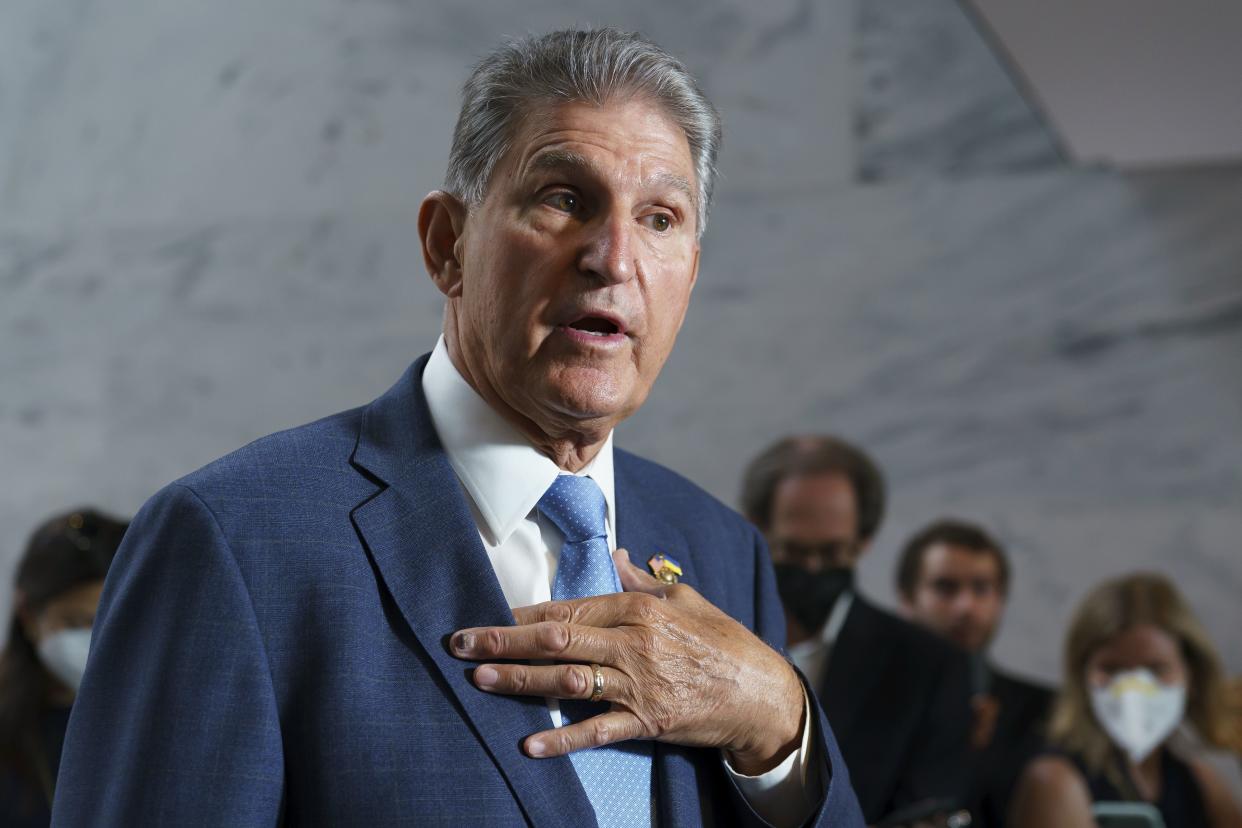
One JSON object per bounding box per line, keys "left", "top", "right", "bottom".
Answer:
{"left": 782, "top": 542, "right": 808, "bottom": 560}
{"left": 1151, "top": 661, "right": 1176, "bottom": 679}
{"left": 544, "top": 192, "right": 578, "bottom": 213}
{"left": 643, "top": 212, "right": 674, "bottom": 232}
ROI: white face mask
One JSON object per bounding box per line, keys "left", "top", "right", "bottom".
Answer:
{"left": 1090, "top": 667, "right": 1186, "bottom": 763}
{"left": 37, "top": 627, "right": 93, "bottom": 693}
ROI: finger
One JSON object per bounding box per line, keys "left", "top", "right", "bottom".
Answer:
{"left": 524, "top": 711, "right": 646, "bottom": 758}
{"left": 450, "top": 620, "right": 624, "bottom": 663}
{"left": 613, "top": 548, "right": 666, "bottom": 596}
{"left": 512, "top": 590, "right": 670, "bottom": 629}
{"left": 472, "top": 662, "right": 628, "bottom": 703}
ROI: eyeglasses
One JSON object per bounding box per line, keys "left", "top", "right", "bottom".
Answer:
{"left": 769, "top": 539, "right": 858, "bottom": 567}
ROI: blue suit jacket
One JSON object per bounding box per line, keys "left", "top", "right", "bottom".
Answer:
{"left": 52, "top": 356, "right": 864, "bottom": 826}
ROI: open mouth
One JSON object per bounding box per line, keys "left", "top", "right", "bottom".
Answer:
{"left": 565, "top": 315, "right": 624, "bottom": 337}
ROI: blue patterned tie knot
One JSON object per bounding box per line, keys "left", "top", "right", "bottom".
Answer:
{"left": 540, "top": 474, "right": 620, "bottom": 600}
{"left": 538, "top": 473, "right": 608, "bottom": 545}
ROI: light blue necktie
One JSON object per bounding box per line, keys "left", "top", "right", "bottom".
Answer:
{"left": 539, "top": 474, "right": 653, "bottom": 828}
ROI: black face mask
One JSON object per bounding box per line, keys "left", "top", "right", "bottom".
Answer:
{"left": 773, "top": 564, "right": 855, "bottom": 635}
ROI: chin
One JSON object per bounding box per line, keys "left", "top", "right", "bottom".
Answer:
{"left": 544, "top": 368, "right": 638, "bottom": 423}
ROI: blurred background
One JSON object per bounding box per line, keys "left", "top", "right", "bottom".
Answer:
{"left": 2, "top": 0, "right": 1239, "bottom": 708}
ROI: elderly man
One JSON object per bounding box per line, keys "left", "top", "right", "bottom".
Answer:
{"left": 51, "top": 29, "right": 862, "bottom": 827}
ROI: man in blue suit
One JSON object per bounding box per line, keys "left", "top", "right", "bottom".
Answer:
{"left": 53, "top": 28, "right": 864, "bottom": 827}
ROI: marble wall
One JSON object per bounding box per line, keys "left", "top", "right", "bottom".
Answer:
{"left": 3, "top": 0, "right": 1240, "bottom": 703}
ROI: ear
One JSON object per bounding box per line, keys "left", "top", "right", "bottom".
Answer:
{"left": 418, "top": 190, "right": 469, "bottom": 298}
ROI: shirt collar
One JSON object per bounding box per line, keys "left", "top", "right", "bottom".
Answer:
{"left": 422, "top": 336, "right": 616, "bottom": 546}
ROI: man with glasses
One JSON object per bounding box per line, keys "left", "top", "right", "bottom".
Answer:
{"left": 742, "top": 436, "right": 973, "bottom": 826}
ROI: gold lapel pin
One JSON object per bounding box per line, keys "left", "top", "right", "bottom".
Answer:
{"left": 647, "top": 552, "right": 683, "bottom": 585}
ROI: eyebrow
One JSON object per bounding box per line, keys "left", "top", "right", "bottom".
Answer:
{"left": 526, "top": 149, "right": 697, "bottom": 208}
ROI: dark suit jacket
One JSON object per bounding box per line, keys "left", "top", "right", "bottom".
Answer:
{"left": 52, "top": 356, "right": 864, "bottom": 827}
{"left": 971, "top": 666, "right": 1054, "bottom": 828}
{"left": 816, "top": 594, "right": 973, "bottom": 824}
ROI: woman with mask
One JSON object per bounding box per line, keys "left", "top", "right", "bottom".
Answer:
{"left": 1010, "top": 572, "right": 1241, "bottom": 828}
{"left": 0, "top": 509, "right": 125, "bottom": 826}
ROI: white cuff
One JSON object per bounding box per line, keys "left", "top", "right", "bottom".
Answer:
{"left": 722, "top": 682, "right": 820, "bottom": 828}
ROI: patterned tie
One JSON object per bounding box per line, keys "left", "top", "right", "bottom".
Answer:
{"left": 538, "top": 474, "right": 653, "bottom": 828}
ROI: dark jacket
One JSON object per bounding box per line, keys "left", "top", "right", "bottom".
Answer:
{"left": 971, "top": 666, "right": 1055, "bottom": 827}
{"left": 816, "top": 594, "right": 974, "bottom": 824}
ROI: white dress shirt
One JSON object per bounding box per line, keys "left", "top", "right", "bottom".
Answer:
{"left": 787, "top": 591, "right": 855, "bottom": 693}
{"left": 421, "top": 337, "right": 818, "bottom": 827}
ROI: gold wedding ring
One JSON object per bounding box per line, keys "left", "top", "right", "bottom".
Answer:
{"left": 589, "top": 663, "right": 605, "bottom": 702}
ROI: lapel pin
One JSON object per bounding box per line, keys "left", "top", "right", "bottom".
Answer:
{"left": 647, "top": 552, "right": 682, "bottom": 585}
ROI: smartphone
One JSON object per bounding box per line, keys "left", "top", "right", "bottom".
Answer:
{"left": 1092, "top": 801, "right": 1166, "bottom": 828}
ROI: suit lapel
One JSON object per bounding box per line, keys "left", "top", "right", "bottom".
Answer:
{"left": 615, "top": 495, "right": 697, "bottom": 592}
{"left": 614, "top": 459, "right": 706, "bottom": 828}
{"left": 350, "top": 357, "right": 596, "bottom": 828}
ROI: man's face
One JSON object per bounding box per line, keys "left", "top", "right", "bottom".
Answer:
{"left": 445, "top": 97, "right": 701, "bottom": 438}
{"left": 903, "top": 543, "right": 1006, "bottom": 653}
{"left": 767, "top": 473, "right": 864, "bottom": 572}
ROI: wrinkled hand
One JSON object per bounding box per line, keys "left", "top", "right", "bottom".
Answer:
{"left": 450, "top": 548, "right": 804, "bottom": 774}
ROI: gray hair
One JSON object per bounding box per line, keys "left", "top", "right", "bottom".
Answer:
{"left": 445, "top": 28, "right": 722, "bottom": 236}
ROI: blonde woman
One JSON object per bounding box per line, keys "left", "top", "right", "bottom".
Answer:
{"left": 1010, "top": 573, "right": 1241, "bottom": 827}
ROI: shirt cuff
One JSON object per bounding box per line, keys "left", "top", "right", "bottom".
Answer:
{"left": 722, "top": 682, "right": 821, "bottom": 828}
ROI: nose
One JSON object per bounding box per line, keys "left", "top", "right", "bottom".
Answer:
{"left": 577, "top": 212, "right": 635, "bottom": 285}
{"left": 951, "top": 592, "right": 977, "bottom": 616}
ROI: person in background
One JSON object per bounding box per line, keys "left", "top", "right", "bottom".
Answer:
{"left": 742, "top": 435, "right": 973, "bottom": 826}
{"left": 896, "top": 518, "right": 1054, "bottom": 827}
{"left": 1010, "top": 572, "right": 1242, "bottom": 828}
{"left": 0, "top": 509, "right": 126, "bottom": 826}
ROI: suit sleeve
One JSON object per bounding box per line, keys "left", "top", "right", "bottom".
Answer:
{"left": 892, "top": 643, "right": 974, "bottom": 812}
{"left": 51, "top": 483, "right": 285, "bottom": 826}
{"left": 728, "top": 525, "right": 866, "bottom": 828}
